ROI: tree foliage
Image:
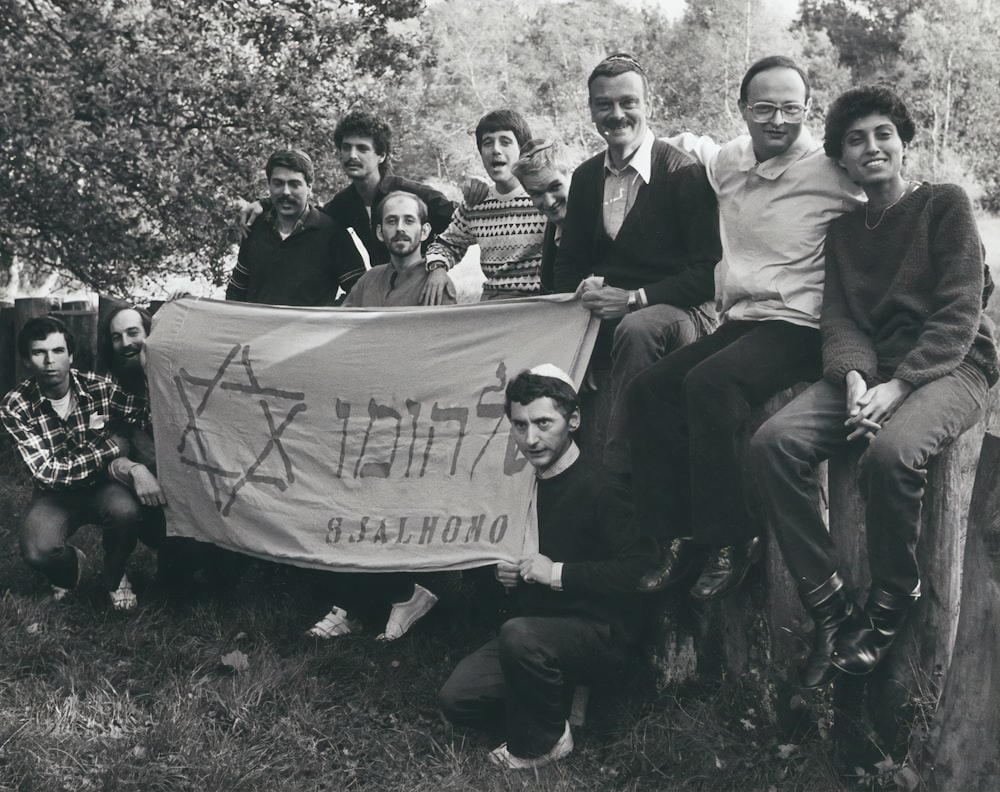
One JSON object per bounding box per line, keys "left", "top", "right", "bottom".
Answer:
{"left": 3, "top": 0, "right": 999, "bottom": 298}
{"left": 0, "top": 0, "right": 429, "bottom": 297}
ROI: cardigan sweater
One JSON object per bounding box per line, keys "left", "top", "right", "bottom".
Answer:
{"left": 517, "top": 454, "right": 656, "bottom": 644}
{"left": 822, "top": 182, "right": 998, "bottom": 387}
{"left": 553, "top": 139, "right": 721, "bottom": 307}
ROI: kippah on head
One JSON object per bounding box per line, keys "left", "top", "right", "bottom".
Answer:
{"left": 528, "top": 364, "right": 577, "bottom": 395}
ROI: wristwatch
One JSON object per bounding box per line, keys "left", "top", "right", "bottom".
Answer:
{"left": 426, "top": 259, "right": 449, "bottom": 273}
{"left": 626, "top": 290, "right": 639, "bottom": 312}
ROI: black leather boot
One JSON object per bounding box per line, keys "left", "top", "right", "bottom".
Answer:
{"left": 799, "top": 572, "right": 857, "bottom": 688}
{"left": 832, "top": 585, "right": 920, "bottom": 675}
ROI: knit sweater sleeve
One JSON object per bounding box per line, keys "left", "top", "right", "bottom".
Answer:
{"left": 425, "top": 202, "right": 475, "bottom": 269}
{"left": 642, "top": 162, "right": 720, "bottom": 307}
{"left": 821, "top": 225, "right": 878, "bottom": 383}
{"left": 893, "top": 185, "right": 985, "bottom": 386}
{"left": 560, "top": 482, "right": 658, "bottom": 595}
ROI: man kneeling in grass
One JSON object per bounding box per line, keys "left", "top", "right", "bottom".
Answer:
{"left": 1, "top": 316, "right": 149, "bottom": 610}
{"left": 438, "top": 366, "right": 654, "bottom": 769}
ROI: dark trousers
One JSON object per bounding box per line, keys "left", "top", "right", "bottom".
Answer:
{"left": 438, "top": 615, "right": 624, "bottom": 758}
{"left": 750, "top": 362, "right": 988, "bottom": 596}
{"left": 627, "top": 319, "right": 821, "bottom": 546}
{"left": 20, "top": 482, "right": 143, "bottom": 591}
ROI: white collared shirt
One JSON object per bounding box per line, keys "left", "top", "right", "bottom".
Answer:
{"left": 668, "top": 128, "right": 864, "bottom": 328}
{"left": 602, "top": 129, "right": 655, "bottom": 240}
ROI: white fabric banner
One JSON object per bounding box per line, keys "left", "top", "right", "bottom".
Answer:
{"left": 146, "top": 296, "right": 598, "bottom": 572}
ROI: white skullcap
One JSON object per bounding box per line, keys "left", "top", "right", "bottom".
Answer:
{"left": 528, "top": 364, "right": 577, "bottom": 394}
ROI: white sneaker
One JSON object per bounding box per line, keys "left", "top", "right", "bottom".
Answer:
{"left": 489, "top": 720, "right": 574, "bottom": 770}
{"left": 109, "top": 575, "right": 137, "bottom": 611}
{"left": 52, "top": 546, "right": 86, "bottom": 601}
{"left": 377, "top": 584, "right": 438, "bottom": 641}
{"left": 306, "top": 606, "right": 353, "bottom": 638}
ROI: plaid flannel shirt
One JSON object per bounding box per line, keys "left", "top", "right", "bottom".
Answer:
{"left": 0, "top": 369, "right": 148, "bottom": 490}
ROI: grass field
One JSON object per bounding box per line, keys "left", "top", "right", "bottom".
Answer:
{"left": 0, "top": 453, "right": 852, "bottom": 792}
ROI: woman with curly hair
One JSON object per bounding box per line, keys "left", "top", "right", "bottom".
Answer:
{"left": 750, "top": 84, "right": 998, "bottom": 688}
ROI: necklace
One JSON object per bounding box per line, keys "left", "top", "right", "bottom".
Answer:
{"left": 865, "top": 181, "right": 917, "bottom": 230}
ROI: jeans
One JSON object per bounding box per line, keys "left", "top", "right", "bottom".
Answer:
{"left": 627, "top": 319, "right": 822, "bottom": 546}
{"left": 438, "top": 615, "right": 624, "bottom": 757}
{"left": 603, "top": 302, "right": 716, "bottom": 475}
{"left": 20, "top": 482, "right": 144, "bottom": 590}
{"left": 750, "top": 361, "right": 989, "bottom": 596}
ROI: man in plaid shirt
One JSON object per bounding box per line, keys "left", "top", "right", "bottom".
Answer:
{"left": 1, "top": 316, "right": 149, "bottom": 609}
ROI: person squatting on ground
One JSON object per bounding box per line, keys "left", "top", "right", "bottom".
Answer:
{"left": 628, "top": 55, "right": 863, "bottom": 600}
{"left": 424, "top": 109, "right": 548, "bottom": 300}
{"left": 438, "top": 366, "right": 655, "bottom": 770}
{"left": 308, "top": 190, "right": 458, "bottom": 642}
{"left": 750, "top": 84, "right": 998, "bottom": 687}
{"left": 101, "top": 305, "right": 201, "bottom": 589}
{"left": 1, "top": 316, "right": 151, "bottom": 610}
{"left": 238, "top": 112, "right": 456, "bottom": 304}
{"left": 553, "top": 53, "right": 722, "bottom": 477}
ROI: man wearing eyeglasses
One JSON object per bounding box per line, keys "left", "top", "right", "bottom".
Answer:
{"left": 629, "top": 56, "right": 864, "bottom": 599}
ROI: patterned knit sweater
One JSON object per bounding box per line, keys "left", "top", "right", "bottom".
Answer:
{"left": 426, "top": 184, "right": 546, "bottom": 296}
{"left": 822, "top": 182, "right": 998, "bottom": 387}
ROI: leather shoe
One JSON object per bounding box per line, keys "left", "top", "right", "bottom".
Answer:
{"left": 689, "top": 536, "right": 763, "bottom": 600}
{"left": 637, "top": 538, "right": 699, "bottom": 593}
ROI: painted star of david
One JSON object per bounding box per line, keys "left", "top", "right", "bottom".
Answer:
{"left": 174, "top": 343, "right": 307, "bottom": 516}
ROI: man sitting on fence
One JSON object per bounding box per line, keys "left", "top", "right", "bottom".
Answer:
{"left": 1, "top": 316, "right": 149, "bottom": 609}
{"left": 438, "top": 365, "right": 654, "bottom": 770}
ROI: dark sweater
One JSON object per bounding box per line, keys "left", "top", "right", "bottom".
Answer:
{"left": 228, "top": 207, "right": 357, "bottom": 306}
{"left": 553, "top": 139, "right": 721, "bottom": 307}
{"left": 517, "top": 454, "right": 656, "bottom": 644}
{"left": 822, "top": 182, "right": 998, "bottom": 387}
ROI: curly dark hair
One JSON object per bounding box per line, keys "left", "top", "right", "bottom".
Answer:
{"left": 504, "top": 371, "right": 579, "bottom": 420}
{"left": 334, "top": 110, "right": 392, "bottom": 174}
{"left": 823, "top": 84, "right": 916, "bottom": 160}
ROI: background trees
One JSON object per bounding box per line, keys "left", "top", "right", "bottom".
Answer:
{"left": 1, "top": 0, "right": 998, "bottom": 299}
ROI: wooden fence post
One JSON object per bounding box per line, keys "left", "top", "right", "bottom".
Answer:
{"left": 927, "top": 433, "right": 1000, "bottom": 792}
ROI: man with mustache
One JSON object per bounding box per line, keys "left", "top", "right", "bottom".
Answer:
{"left": 228, "top": 149, "right": 362, "bottom": 306}
{"left": 239, "top": 112, "right": 456, "bottom": 304}
{"left": 553, "top": 53, "right": 722, "bottom": 478}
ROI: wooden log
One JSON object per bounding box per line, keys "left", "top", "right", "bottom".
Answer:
{"left": 829, "top": 414, "right": 987, "bottom": 765}
{"left": 927, "top": 432, "right": 1000, "bottom": 791}
{"left": 0, "top": 304, "right": 16, "bottom": 396}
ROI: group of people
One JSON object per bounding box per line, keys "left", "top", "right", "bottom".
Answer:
{"left": 2, "top": 49, "right": 997, "bottom": 771}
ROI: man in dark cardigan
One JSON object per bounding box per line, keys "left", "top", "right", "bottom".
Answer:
{"left": 438, "top": 365, "right": 654, "bottom": 770}
{"left": 553, "top": 53, "right": 721, "bottom": 477}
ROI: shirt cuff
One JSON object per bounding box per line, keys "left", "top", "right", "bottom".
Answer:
{"left": 637, "top": 288, "right": 649, "bottom": 308}
{"left": 550, "top": 562, "right": 564, "bottom": 591}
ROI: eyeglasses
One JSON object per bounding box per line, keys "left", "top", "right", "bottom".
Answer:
{"left": 745, "top": 101, "right": 810, "bottom": 124}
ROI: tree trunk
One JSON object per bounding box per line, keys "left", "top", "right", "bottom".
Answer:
{"left": 928, "top": 432, "right": 1000, "bottom": 791}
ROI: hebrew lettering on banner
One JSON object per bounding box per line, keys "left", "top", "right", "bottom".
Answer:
{"left": 146, "top": 296, "right": 598, "bottom": 573}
